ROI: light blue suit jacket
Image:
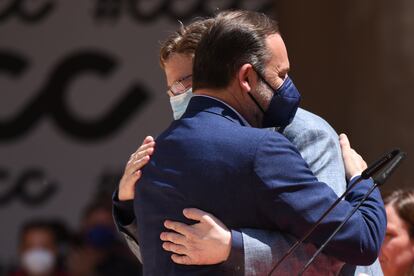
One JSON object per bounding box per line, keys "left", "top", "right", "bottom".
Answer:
{"left": 112, "top": 107, "right": 383, "bottom": 275}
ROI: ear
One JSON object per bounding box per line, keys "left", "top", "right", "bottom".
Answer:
{"left": 237, "top": 64, "right": 256, "bottom": 94}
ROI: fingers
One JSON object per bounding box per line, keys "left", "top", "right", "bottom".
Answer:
{"left": 126, "top": 155, "right": 150, "bottom": 175}
{"left": 339, "top": 133, "right": 351, "bottom": 150}
{"left": 131, "top": 137, "right": 156, "bottom": 156}
{"left": 355, "top": 152, "right": 367, "bottom": 169}
{"left": 340, "top": 133, "right": 362, "bottom": 161}
{"left": 128, "top": 143, "right": 155, "bottom": 164}
{"left": 183, "top": 208, "right": 221, "bottom": 227}
{"left": 362, "top": 160, "right": 368, "bottom": 169}
{"left": 160, "top": 232, "right": 186, "bottom": 245}
{"left": 135, "top": 148, "right": 154, "bottom": 162}
{"left": 125, "top": 157, "right": 149, "bottom": 177}
{"left": 339, "top": 133, "right": 353, "bottom": 162}
{"left": 125, "top": 138, "right": 155, "bottom": 175}
{"left": 143, "top": 135, "right": 154, "bottom": 144}
{"left": 171, "top": 254, "right": 193, "bottom": 265}
{"left": 162, "top": 242, "right": 187, "bottom": 255}
{"left": 133, "top": 169, "right": 142, "bottom": 179}
{"left": 132, "top": 137, "right": 155, "bottom": 156}
{"left": 339, "top": 133, "right": 368, "bottom": 179}
{"left": 182, "top": 208, "right": 210, "bottom": 222}
{"left": 127, "top": 169, "right": 142, "bottom": 184}
{"left": 118, "top": 136, "right": 154, "bottom": 201}
{"left": 164, "top": 220, "right": 193, "bottom": 238}
{"left": 139, "top": 141, "right": 156, "bottom": 154}
{"left": 132, "top": 136, "right": 154, "bottom": 153}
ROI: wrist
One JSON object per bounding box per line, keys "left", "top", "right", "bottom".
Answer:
{"left": 347, "top": 170, "right": 362, "bottom": 181}
{"left": 350, "top": 173, "right": 361, "bottom": 181}
{"left": 118, "top": 182, "right": 134, "bottom": 201}
{"left": 118, "top": 192, "right": 133, "bottom": 201}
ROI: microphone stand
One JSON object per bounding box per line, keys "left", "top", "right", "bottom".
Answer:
{"left": 268, "top": 149, "right": 400, "bottom": 275}
{"left": 298, "top": 151, "right": 406, "bottom": 276}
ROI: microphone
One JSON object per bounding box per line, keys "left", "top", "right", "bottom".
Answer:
{"left": 361, "top": 148, "right": 400, "bottom": 179}
{"left": 268, "top": 148, "right": 401, "bottom": 275}
{"left": 373, "top": 151, "right": 406, "bottom": 185}
{"left": 298, "top": 151, "right": 406, "bottom": 276}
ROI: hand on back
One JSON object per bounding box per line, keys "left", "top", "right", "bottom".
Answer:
{"left": 339, "top": 133, "right": 368, "bottom": 180}
{"left": 160, "top": 208, "right": 231, "bottom": 265}
{"left": 118, "top": 136, "right": 155, "bottom": 201}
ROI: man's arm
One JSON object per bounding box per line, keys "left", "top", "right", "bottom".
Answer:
{"left": 252, "top": 132, "right": 386, "bottom": 265}
{"left": 112, "top": 136, "right": 155, "bottom": 262}
{"left": 113, "top": 191, "right": 142, "bottom": 262}
{"left": 241, "top": 126, "right": 348, "bottom": 275}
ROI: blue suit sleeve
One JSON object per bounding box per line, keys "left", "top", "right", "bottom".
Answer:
{"left": 240, "top": 127, "right": 348, "bottom": 274}
{"left": 112, "top": 189, "right": 136, "bottom": 228}
{"left": 252, "top": 132, "right": 386, "bottom": 265}
{"left": 112, "top": 189, "right": 143, "bottom": 262}
{"left": 218, "top": 229, "right": 245, "bottom": 274}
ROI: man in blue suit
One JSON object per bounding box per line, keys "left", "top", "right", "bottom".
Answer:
{"left": 133, "top": 11, "right": 386, "bottom": 275}
{"left": 113, "top": 17, "right": 383, "bottom": 275}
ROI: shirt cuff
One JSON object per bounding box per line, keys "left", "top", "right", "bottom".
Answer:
{"left": 112, "top": 190, "right": 135, "bottom": 226}
{"left": 349, "top": 174, "right": 361, "bottom": 183}
{"left": 219, "top": 229, "right": 244, "bottom": 274}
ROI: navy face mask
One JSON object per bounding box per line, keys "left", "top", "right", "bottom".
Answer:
{"left": 85, "top": 225, "right": 116, "bottom": 249}
{"left": 248, "top": 71, "right": 301, "bottom": 129}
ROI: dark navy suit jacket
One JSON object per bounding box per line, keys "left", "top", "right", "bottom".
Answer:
{"left": 135, "top": 96, "right": 386, "bottom": 275}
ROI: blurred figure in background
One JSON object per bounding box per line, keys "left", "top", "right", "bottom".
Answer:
{"left": 381, "top": 189, "right": 414, "bottom": 276}
{"left": 67, "top": 200, "right": 141, "bottom": 276}
{"left": 9, "top": 219, "right": 68, "bottom": 276}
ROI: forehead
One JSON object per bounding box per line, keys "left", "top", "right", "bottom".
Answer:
{"left": 265, "top": 33, "right": 290, "bottom": 73}
{"left": 22, "top": 228, "right": 55, "bottom": 246}
{"left": 84, "top": 208, "right": 113, "bottom": 227}
{"left": 164, "top": 53, "right": 193, "bottom": 87}
{"left": 386, "top": 205, "right": 409, "bottom": 232}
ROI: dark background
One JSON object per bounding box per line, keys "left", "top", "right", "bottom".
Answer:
{"left": 274, "top": 0, "right": 413, "bottom": 192}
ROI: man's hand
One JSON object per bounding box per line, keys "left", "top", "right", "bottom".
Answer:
{"left": 339, "top": 133, "right": 367, "bottom": 180}
{"left": 160, "top": 208, "right": 231, "bottom": 265}
{"left": 118, "top": 136, "right": 155, "bottom": 201}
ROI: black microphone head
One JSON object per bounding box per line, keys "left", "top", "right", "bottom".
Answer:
{"left": 361, "top": 148, "right": 401, "bottom": 179}
{"left": 373, "top": 151, "right": 406, "bottom": 186}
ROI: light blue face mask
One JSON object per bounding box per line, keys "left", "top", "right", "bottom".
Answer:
{"left": 169, "top": 88, "right": 193, "bottom": 120}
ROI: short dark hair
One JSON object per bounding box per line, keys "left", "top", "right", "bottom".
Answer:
{"left": 159, "top": 18, "right": 214, "bottom": 68}
{"left": 82, "top": 199, "right": 112, "bottom": 221}
{"left": 20, "top": 219, "right": 57, "bottom": 244}
{"left": 193, "top": 10, "right": 279, "bottom": 90}
{"left": 384, "top": 189, "right": 414, "bottom": 239}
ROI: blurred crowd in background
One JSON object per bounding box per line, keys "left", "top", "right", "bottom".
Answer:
{"left": 1, "top": 189, "right": 143, "bottom": 276}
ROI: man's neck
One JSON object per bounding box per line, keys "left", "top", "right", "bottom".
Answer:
{"left": 193, "top": 88, "right": 260, "bottom": 127}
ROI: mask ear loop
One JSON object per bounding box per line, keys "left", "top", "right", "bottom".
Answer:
{"left": 247, "top": 68, "right": 267, "bottom": 114}
{"left": 247, "top": 92, "right": 265, "bottom": 113}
